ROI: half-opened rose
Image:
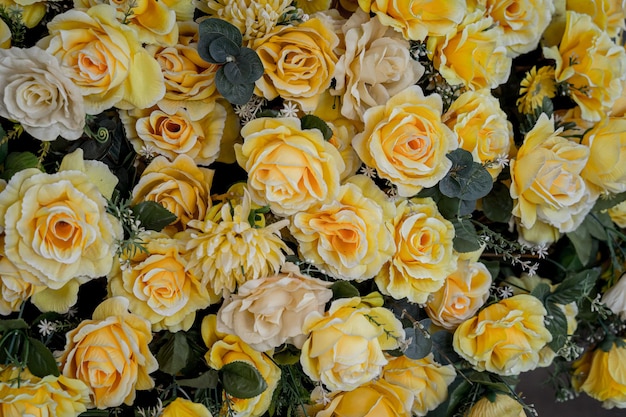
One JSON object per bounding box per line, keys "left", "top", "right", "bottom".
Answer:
{"left": 353, "top": 85, "right": 457, "bottom": 197}
{"left": 59, "top": 297, "right": 159, "bottom": 409}
{"left": 0, "top": 46, "right": 85, "bottom": 141}
{"left": 300, "top": 296, "right": 405, "bottom": 391}
{"left": 580, "top": 117, "right": 626, "bottom": 194}
{"left": 235, "top": 117, "right": 344, "bottom": 216}
{"left": 465, "top": 393, "right": 527, "bottom": 417}
{"left": 216, "top": 262, "right": 333, "bottom": 351}
{"left": 453, "top": 294, "right": 552, "bottom": 375}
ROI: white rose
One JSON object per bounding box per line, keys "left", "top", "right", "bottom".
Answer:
{"left": 602, "top": 273, "right": 626, "bottom": 319}
{"left": 0, "top": 46, "right": 85, "bottom": 141}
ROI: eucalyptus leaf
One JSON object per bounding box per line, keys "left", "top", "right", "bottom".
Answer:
{"left": 157, "top": 332, "right": 190, "bottom": 375}
{"left": 222, "top": 47, "right": 264, "bottom": 83}
{"left": 482, "top": 182, "right": 513, "bottom": 223}
{"left": 301, "top": 114, "right": 333, "bottom": 140}
{"left": 403, "top": 326, "right": 432, "bottom": 360}
{"left": 132, "top": 201, "right": 177, "bottom": 231}
{"left": 27, "top": 337, "right": 60, "bottom": 377}
{"left": 1, "top": 151, "right": 40, "bottom": 181}
{"left": 209, "top": 37, "right": 240, "bottom": 63}
{"left": 440, "top": 162, "right": 493, "bottom": 201}
{"left": 220, "top": 361, "right": 268, "bottom": 399}
{"left": 451, "top": 218, "right": 482, "bottom": 253}
{"left": 198, "top": 18, "right": 243, "bottom": 64}
{"left": 216, "top": 67, "right": 255, "bottom": 105}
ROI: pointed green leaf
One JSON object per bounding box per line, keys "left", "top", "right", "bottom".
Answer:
{"left": 548, "top": 268, "right": 600, "bottom": 305}
{"left": 566, "top": 224, "right": 593, "bottom": 266}
{"left": 330, "top": 281, "right": 360, "bottom": 299}
{"left": 593, "top": 191, "right": 626, "bottom": 212}
{"left": 157, "top": 332, "right": 190, "bottom": 375}
{"left": 482, "top": 182, "right": 513, "bottom": 223}
{"left": 177, "top": 370, "right": 219, "bottom": 389}
{"left": 545, "top": 301, "right": 568, "bottom": 351}
{"left": 451, "top": 218, "right": 481, "bottom": 253}
{"left": 27, "top": 337, "right": 60, "bottom": 377}
{"left": 132, "top": 201, "right": 177, "bottom": 231}
{"left": 220, "top": 361, "right": 268, "bottom": 399}
{"left": 1, "top": 151, "right": 40, "bottom": 181}
{"left": 301, "top": 114, "right": 333, "bottom": 140}
{"left": 216, "top": 67, "right": 255, "bottom": 105}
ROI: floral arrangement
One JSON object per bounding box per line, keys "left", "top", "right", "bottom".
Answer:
{"left": 0, "top": 0, "right": 625, "bottom": 416}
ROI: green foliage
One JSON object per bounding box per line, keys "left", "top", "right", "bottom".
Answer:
{"left": 0, "top": 6, "right": 26, "bottom": 47}
{"left": 440, "top": 149, "right": 493, "bottom": 202}
{"left": 1, "top": 151, "right": 41, "bottom": 180}
{"left": 450, "top": 217, "right": 482, "bottom": 253}
{"left": 482, "top": 182, "right": 513, "bottom": 223}
{"left": 330, "top": 280, "right": 360, "bottom": 300}
{"left": 220, "top": 361, "right": 268, "bottom": 399}
{"left": 403, "top": 320, "right": 432, "bottom": 360}
{"left": 301, "top": 114, "right": 333, "bottom": 140}
{"left": 131, "top": 201, "right": 177, "bottom": 231}
{"left": 157, "top": 332, "right": 190, "bottom": 376}
{"left": 26, "top": 337, "right": 60, "bottom": 378}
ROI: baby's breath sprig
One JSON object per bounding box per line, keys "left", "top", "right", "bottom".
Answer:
{"left": 106, "top": 195, "right": 147, "bottom": 260}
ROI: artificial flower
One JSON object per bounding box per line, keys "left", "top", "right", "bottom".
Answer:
{"left": 580, "top": 116, "right": 626, "bottom": 194}
{"left": 517, "top": 66, "right": 557, "bottom": 114}
{"left": 464, "top": 393, "right": 527, "bottom": 417}
{"left": 0, "top": 18, "right": 10, "bottom": 48}
{"left": 162, "top": 397, "right": 213, "bottom": 417}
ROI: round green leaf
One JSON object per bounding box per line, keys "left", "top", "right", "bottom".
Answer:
{"left": 209, "top": 37, "right": 240, "bottom": 64}
{"left": 482, "top": 181, "right": 513, "bottom": 223}
{"left": 222, "top": 48, "right": 264, "bottom": 84}
{"left": 403, "top": 326, "right": 432, "bottom": 360}
{"left": 220, "top": 361, "right": 268, "bottom": 399}
{"left": 198, "top": 18, "right": 243, "bottom": 63}
{"left": 216, "top": 67, "right": 255, "bottom": 105}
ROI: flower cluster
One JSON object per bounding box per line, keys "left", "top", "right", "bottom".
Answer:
{"left": 0, "top": 1, "right": 625, "bottom": 416}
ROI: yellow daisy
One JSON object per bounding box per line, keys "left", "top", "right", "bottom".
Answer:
{"left": 517, "top": 65, "right": 557, "bottom": 114}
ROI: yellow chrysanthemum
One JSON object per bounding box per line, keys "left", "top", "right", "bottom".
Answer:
{"left": 517, "top": 66, "right": 557, "bottom": 114}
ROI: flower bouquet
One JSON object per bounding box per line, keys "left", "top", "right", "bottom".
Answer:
{"left": 0, "top": 0, "right": 626, "bottom": 416}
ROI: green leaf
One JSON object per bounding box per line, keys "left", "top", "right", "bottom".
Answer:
{"left": 482, "top": 182, "right": 513, "bottom": 223}
{"left": 531, "top": 283, "right": 552, "bottom": 303}
{"left": 566, "top": 224, "right": 593, "bottom": 266}
{"left": 220, "top": 361, "right": 268, "bottom": 399}
{"left": 177, "top": 370, "right": 219, "bottom": 389}
{"left": 27, "top": 337, "right": 60, "bottom": 377}
{"left": 157, "top": 332, "right": 190, "bottom": 375}
{"left": 132, "top": 201, "right": 177, "bottom": 231}
{"left": 445, "top": 379, "right": 472, "bottom": 417}
{"left": 593, "top": 191, "right": 626, "bottom": 212}
{"left": 440, "top": 162, "right": 493, "bottom": 201}
{"left": 215, "top": 67, "right": 255, "bottom": 105}
{"left": 403, "top": 326, "right": 432, "bottom": 360}
{"left": 431, "top": 330, "right": 459, "bottom": 365}
{"left": 198, "top": 18, "right": 243, "bottom": 64}
{"left": 548, "top": 268, "right": 600, "bottom": 305}
{"left": 0, "top": 125, "right": 7, "bottom": 165}
{"left": 451, "top": 218, "right": 481, "bottom": 253}
{"left": 482, "top": 260, "right": 500, "bottom": 281}
{"left": 209, "top": 36, "right": 240, "bottom": 63}
{"left": 545, "top": 301, "right": 568, "bottom": 351}
{"left": 300, "top": 114, "right": 333, "bottom": 141}
{"left": 1, "top": 151, "right": 40, "bottom": 180}
{"left": 330, "top": 281, "right": 360, "bottom": 299}
{"left": 584, "top": 212, "right": 613, "bottom": 241}
{"left": 0, "top": 319, "right": 28, "bottom": 332}
{"left": 223, "top": 48, "right": 264, "bottom": 84}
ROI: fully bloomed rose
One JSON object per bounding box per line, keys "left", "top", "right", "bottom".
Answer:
{"left": 0, "top": 235, "right": 41, "bottom": 315}
{"left": 235, "top": 117, "right": 344, "bottom": 216}
{"left": 252, "top": 17, "right": 338, "bottom": 112}
{"left": 580, "top": 117, "right": 626, "bottom": 194}
{"left": 162, "top": 398, "right": 213, "bottom": 417}
{"left": 59, "top": 297, "right": 159, "bottom": 409}
{"left": 0, "top": 46, "right": 85, "bottom": 141}
{"left": 453, "top": 294, "right": 552, "bottom": 376}
{"left": 300, "top": 296, "right": 405, "bottom": 391}
{"left": 216, "top": 262, "right": 333, "bottom": 351}
{"left": 352, "top": 85, "right": 457, "bottom": 197}
{"left": 38, "top": 4, "right": 165, "bottom": 114}
{"left": 464, "top": 393, "right": 527, "bottom": 417}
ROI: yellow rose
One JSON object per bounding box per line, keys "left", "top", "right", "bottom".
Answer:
{"left": 331, "top": 9, "right": 424, "bottom": 122}
{"left": 300, "top": 296, "right": 405, "bottom": 391}
{"left": 543, "top": 11, "right": 626, "bottom": 122}
{"left": 376, "top": 197, "right": 458, "bottom": 304}
{"left": 0, "top": 0, "right": 45, "bottom": 27}
{"left": 358, "top": 0, "right": 466, "bottom": 41}
{"left": 353, "top": 85, "right": 458, "bottom": 197}
{"left": 291, "top": 175, "right": 395, "bottom": 281}
{"left": 38, "top": 4, "right": 165, "bottom": 114}
{"left": 59, "top": 297, "right": 159, "bottom": 409}
{"left": 515, "top": 217, "right": 561, "bottom": 247}
{"left": 316, "top": 379, "right": 414, "bottom": 417}
{"left": 464, "top": 393, "right": 527, "bottom": 417}
{"left": 443, "top": 89, "right": 514, "bottom": 179}
{"left": 425, "top": 259, "right": 492, "bottom": 330}
{"left": 252, "top": 18, "right": 338, "bottom": 112}
{"left": 0, "top": 235, "right": 41, "bottom": 315}
{"left": 216, "top": 262, "right": 333, "bottom": 351}
{"left": 131, "top": 154, "right": 214, "bottom": 231}
{"left": 427, "top": 10, "right": 512, "bottom": 90}
{"left": 327, "top": 119, "right": 362, "bottom": 181}
{"left": 0, "top": 18, "right": 10, "bottom": 48}
{"left": 580, "top": 117, "right": 626, "bottom": 194}
{"left": 572, "top": 339, "right": 626, "bottom": 409}
{"left": 609, "top": 200, "right": 626, "bottom": 228}
{"left": 510, "top": 113, "right": 597, "bottom": 233}
{"left": 162, "top": 397, "right": 213, "bottom": 417}
{"left": 0, "top": 366, "right": 90, "bottom": 417}
{"left": 203, "top": 318, "right": 281, "bottom": 417}
{"left": 235, "top": 117, "right": 344, "bottom": 216}
{"left": 566, "top": 0, "right": 626, "bottom": 38}
{"left": 382, "top": 354, "right": 456, "bottom": 416}
{"left": 453, "top": 294, "right": 552, "bottom": 375}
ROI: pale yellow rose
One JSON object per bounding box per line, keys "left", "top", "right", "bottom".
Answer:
{"left": 331, "top": 9, "right": 424, "bottom": 121}
{"left": 216, "top": 262, "right": 333, "bottom": 351}
{"left": 464, "top": 393, "right": 527, "bottom": 417}
{"left": 376, "top": 197, "right": 458, "bottom": 304}
{"left": 425, "top": 259, "right": 492, "bottom": 330}
{"left": 0, "top": 18, "right": 10, "bottom": 48}
{"left": 203, "top": 317, "right": 281, "bottom": 417}
{"left": 0, "top": 235, "right": 42, "bottom": 315}
{"left": 38, "top": 4, "right": 165, "bottom": 114}
{"left": 510, "top": 113, "right": 597, "bottom": 233}
{"left": 300, "top": 296, "right": 405, "bottom": 391}
{"left": 358, "top": 0, "right": 466, "bottom": 41}
{"left": 299, "top": 0, "right": 332, "bottom": 13}
{"left": 580, "top": 117, "right": 626, "bottom": 194}
{"left": 543, "top": 11, "right": 626, "bottom": 122}
{"left": 58, "top": 148, "right": 119, "bottom": 200}
{"left": 382, "top": 354, "right": 456, "bottom": 416}
{"left": 453, "top": 294, "right": 552, "bottom": 375}
{"left": 327, "top": 119, "right": 362, "bottom": 180}
{"left": 0, "top": 46, "right": 85, "bottom": 141}
{"left": 572, "top": 339, "right": 626, "bottom": 409}
{"left": 353, "top": 85, "right": 458, "bottom": 197}
{"left": 566, "top": 0, "right": 626, "bottom": 38}
{"left": 291, "top": 175, "right": 395, "bottom": 281}
{"left": 609, "top": 200, "right": 626, "bottom": 228}
{"left": 131, "top": 154, "right": 214, "bottom": 231}
{"left": 59, "top": 297, "right": 159, "bottom": 409}
{"left": 235, "top": 117, "right": 344, "bottom": 216}
{"left": 252, "top": 18, "right": 338, "bottom": 112}
{"left": 0, "top": 0, "right": 45, "bottom": 27}
{"left": 0, "top": 366, "right": 91, "bottom": 417}
{"left": 427, "top": 10, "right": 512, "bottom": 90}
{"left": 162, "top": 397, "right": 213, "bottom": 417}
{"left": 443, "top": 89, "right": 514, "bottom": 179}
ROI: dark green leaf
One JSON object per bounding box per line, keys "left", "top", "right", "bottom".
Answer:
{"left": 403, "top": 326, "right": 432, "bottom": 360}
{"left": 1, "top": 151, "right": 40, "bottom": 180}
{"left": 593, "top": 191, "right": 626, "bottom": 212}
{"left": 0, "top": 125, "right": 7, "bottom": 165}
{"left": 431, "top": 330, "right": 459, "bottom": 365}
{"left": 220, "top": 361, "right": 268, "bottom": 399}
{"left": 545, "top": 302, "right": 568, "bottom": 351}
{"left": 0, "top": 319, "right": 28, "bottom": 332}
{"left": 548, "top": 268, "right": 600, "bottom": 305}
{"left": 157, "top": 332, "right": 190, "bottom": 375}
{"left": 198, "top": 18, "right": 243, "bottom": 63}
{"left": 216, "top": 67, "right": 255, "bottom": 105}
{"left": 566, "top": 224, "right": 593, "bottom": 266}
{"left": 445, "top": 379, "right": 472, "bottom": 417}
{"left": 27, "top": 337, "right": 60, "bottom": 377}
{"left": 446, "top": 148, "right": 474, "bottom": 169}
{"left": 330, "top": 281, "right": 360, "bottom": 299}
{"left": 209, "top": 36, "right": 240, "bottom": 63}
{"left": 132, "top": 201, "right": 177, "bottom": 231}
{"left": 177, "top": 370, "right": 219, "bottom": 389}
{"left": 451, "top": 218, "right": 482, "bottom": 253}
{"left": 585, "top": 212, "right": 614, "bottom": 241}
{"left": 440, "top": 162, "right": 493, "bottom": 201}
{"left": 482, "top": 260, "right": 500, "bottom": 281}
{"left": 223, "top": 48, "right": 264, "bottom": 83}
{"left": 482, "top": 182, "right": 513, "bottom": 223}
{"left": 531, "top": 283, "right": 552, "bottom": 303}
{"left": 301, "top": 114, "right": 333, "bottom": 140}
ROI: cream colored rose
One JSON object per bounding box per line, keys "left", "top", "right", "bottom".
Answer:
{"left": 443, "top": 89, "right": 514, "bottom": 179}
{"left": 382, "top": 354, "right": 456, "bottom": 417}
{"left": 602, "top": 273, "right": 626, "bottom": 319}
{"left": 453, "top": 294, "right": 552, "bottom": 375}
{"left": 376, "top": 197, "right": 457, "bottom": 304}
{"left": 291, "top": 175, "right": 395, "bottom": 281}
{"left": 38, "top": 4, "right": 165, "bottom": 114}
{"left": 235, "top": 117, "right": 344, "bottom": 216}
{"left": 252, "top": 18, "right": 338, "bottom": 112}
{"left": 427, "top": 10, "right": 512, "bottom": 90}
{"left": 353, "top": 85, "right": 458, "bottom": 197}
{"left": 59, "top": 297, "right": 159, "bottom": 409}
{"left": 425, "top": 259, "right": 492, "bottom": 330}
{"left": 580, "top": 117, "right": 626, "bottom": 194}
{"left": 0, "top": 236, "right": 41, "bottom": 315}
{"left": 162, "top": 398, "right": 213, "bottom": 417}
{"left": 0, "top": 366, "right": 90, "bottom": 417}
{"left": 216, "top": 262, "right": 333, "bottom": 351}
{"left": 609, "top": 200, "right": 626, "bottom": 228}
{"left": 0, "top": 46, "right": 84, "bottom": 141}
{"left": 331, "top": 9, "right": 424, "bottom": 121}
{"left": 131, "top": 154, "right": 214, "bottom": 231}
{"left": 510, "top": 113, "right": 597, "bottom": 233}
{"left": 300, "top": 296, "right": 405, "bottom": 391}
